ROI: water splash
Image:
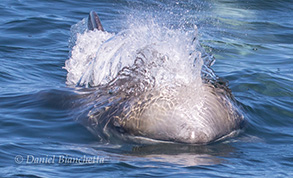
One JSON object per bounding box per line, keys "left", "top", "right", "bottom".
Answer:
{"left": 64, "top": 16, "right": 215, "bottom": 90}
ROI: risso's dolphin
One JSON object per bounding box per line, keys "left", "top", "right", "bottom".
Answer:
{"left": 70, "top": 11, "right": 245, "bottom": 145}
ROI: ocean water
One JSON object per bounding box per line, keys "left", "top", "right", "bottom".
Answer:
{"left": 0, "top": 0, "right": 292, "bottom": 177}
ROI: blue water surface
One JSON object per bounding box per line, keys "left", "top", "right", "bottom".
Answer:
{"left": 0, "top": 0, "right": 292, "bottom": 177}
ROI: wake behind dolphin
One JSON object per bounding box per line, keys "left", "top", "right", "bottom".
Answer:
{"left": 64, "top": 11, "right": 245, "bottom": 144}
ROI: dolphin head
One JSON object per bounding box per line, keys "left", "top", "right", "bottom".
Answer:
{"left": 107, "top": 81, "right": 244, "bottom": 144}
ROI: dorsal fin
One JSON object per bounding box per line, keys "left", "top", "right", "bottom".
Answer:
{"left": 88, "top": 11, "right": 104, "bottom": 31}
